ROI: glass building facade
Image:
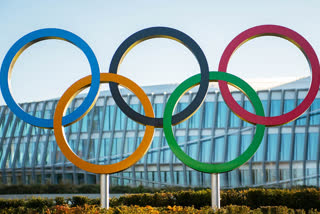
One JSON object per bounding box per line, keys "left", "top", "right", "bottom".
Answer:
{"left": 0, "top": 79, "right": 319, "bottom": 188}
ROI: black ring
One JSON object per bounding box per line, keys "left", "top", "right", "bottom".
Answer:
{"left": 109, "top": 27, "right": 209, "bottom": 127}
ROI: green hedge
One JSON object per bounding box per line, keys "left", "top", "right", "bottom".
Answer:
{"left": 0, "top": 184, "right": 100, "bottom": 194}
{"left": 112, "top": 188, "right": 320, "bottom": 210}
{"left": 0, "top": 188, "right": 320, "bottom": 211}
{"left": 0, "top": 184, "right": 199, "bottom": 194}
{"left": 222, "top": 188, "right": 320, "bottom": 211}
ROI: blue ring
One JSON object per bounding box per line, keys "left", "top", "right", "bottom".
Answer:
{"left": 0, "top": 28, "right": 100, "bottom": 128}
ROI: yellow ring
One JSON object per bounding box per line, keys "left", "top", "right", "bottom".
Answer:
{"left": 53, "top": 73, "right": 155, "bottom": 174}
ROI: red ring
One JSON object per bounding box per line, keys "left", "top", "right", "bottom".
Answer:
{"left": 218, "top": 25, "right": 320, "bottom": 126}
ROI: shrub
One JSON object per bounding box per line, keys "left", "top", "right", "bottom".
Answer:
{"left": 115, "top": 192, "right": 176, "bottom": 207}
{"left": 220, "top": 188, "right": 320, "bottom": 211}
{"left": 0, "top": 204, "right": 319, "bottom": 213}
{"left": 70, "top": 195, "right": 89, "bottom": 207}
{"left": 0, "top": 184, "right": 208, "bottom": 194}
{"left": 77, "top": 184, "right": 100, "bottom": 193}
{"left": 221, "top": 189, "right": 246, "bottom": 206}
{"left": 0, "top": 199, "right": 25, "bottom": 209}
{"left": 54, "top": 196, "right": 65, "bottom": 205}
{"left": 173, "top": 189, "right": 211, "bottom": 209}
{"left": 88, "top": 198, "right": 100, "bottom": 206}
{"left": 246, "top": 189, "right": 266, "bottom": 209}
{"left": 224, "top": 205, "right": 251, "bottom": 214}
{"left": 1, "top": 188, "right": 320, "bottom": 211}
{"left": 25, "top": 197, "right": 54, "bottom": 212}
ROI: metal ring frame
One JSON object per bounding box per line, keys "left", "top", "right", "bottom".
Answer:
{"left": 0, "top": 25, "right": 318, "bottom": 174}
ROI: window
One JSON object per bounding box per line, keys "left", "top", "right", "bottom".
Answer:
{"left": 43, "top": 108, "right": 53, "bottom": 119}
{"left": 22, "top": 122, "right": 31, "bottom": 136}
{"left": 173, "top": 136, "right": 184, "bottom": 163}
{"left": 14, "top": 119, "right": 23, "bottom": 137}
{"left": 174, "top": 171, "right": 184, "bottom": 186}
{"left": 0, "top": 142, "right": 8, "bottom": 167}
{"left": 161, "top": 171, "right": 170, "bottom": 184}
{"left": 45, "top": 141, "right": 55, "bottom": 165}
{"left": 280, "top": 134, "right": 291, "bottom": 161}
{"left": 153, "top": 103, "right": 163, "bottom": 118}
{"left": 77, "top": 139, "right": 87, "bottom": 159}
{"left": 35, "top": 141, "right": 45, "bottom": 165}
{"left": 31, "top": 111, "right": 46, "bottom": 135}
{"left": 226, "top": 135, "right": 238, "bottom": 161}
{"left": 25, "top": 141, "right": 36, "bottom": 167}
{"left": 252, "top": 169, "right": 263, "bottom": 185}
{"left": 137, "top": 137, "right": 145, "bottom": 164}
{"left": 189, "top": 106, "right": 201, "bottom": 129}
{"left": 16, "top": 142, "right": 27, "bottom": 168}
{"left": 0, "top": 113, "right": 9, "bottom": 136}
{"left": 266, "top": 169, "right": 277, "bottom": 182}
{"left": 188, "top": 171, "right": 198, "bottom": 186}
{"left": 229, "top": 101, "right": 241, "bottom": 128}
{"left": 115, "top": 107, "right": 126, "bottom": 131}
{"left": 70, "top": 118, "right": 80, "bottom": 133}
{"left": 270, "top": 100, "right": 281, "bottom": 116}
{"left": 124, "top": 137, "right": 135, "bottom": 156}
{"left": 228, "top": 171, "right": 238, "bottom": 187}
{"left": 187, "top": 136, "right": 198, "bottom": 160}
{"left": 175, "top": 103, "right": 188, "bottom": 129}
{"left": 307, "top": 133, "right": 318, "bottom": 160}
{"left": 68, "top": 140, "right": 77, "bottom": 154}
{"left": 187, "top": 143, "right": 197, "bottom": 160}
{"left": 80, "top": 113, "right": 90, "bottom": 132}
{"left": 310, "top": 98, "right": 320, "bottom": 125}
{"left": 241, "top": 135, "right": 251, "bottom": 154}
{"left": 200, "top": 138, "right": 211, "bottom": 163}
{"left": 296, "top": 99, "right": 306, "bottom": 125}
{"left": 5, "top": 114, "right": 15, "bottom": 137}
{"left": 293, "top": 133, "right": 305, "bottom": 161}
{"left": 240, "top": 169, "right": 250, "bottom": 186}
{"left": 253, "top": 135, "right": 265, "bottom": 162}
{"left": 5, "top": 141, "right": 18, "bottom": 168}
{"left": 111, "top": 138, "right": 122, "bottom": 164}
{"left": 111, "top": 138, "right": 121, "bottom": 156}
{"left": 202, "top": 102, "right": 214, "bottom": 128}
{"left": 279, "top": 168, "right": 289, "bottom": 181}
{"left": 88, "top": 139, "right": 99, "bottom": 162}
{"left": 161, "top": 146, "right": 171, "bottom": 164}
{"left": 99, "top": 138, "right": 110, "bottom": 164}
{"left": 127, "top": 104, "right": 138, "bottom": 130}
{"left": 103, "top": 105, "right": 115, "bottom": 131}
{"left": 243, "top": 101, "right": 253, "bottom": 127}
{"left": 216, "top": 102, "right": 227, "bottom": 128}
{"left": 283, "top": 99, "right": 295, "bottom": 126}
{"left": 213, "top": 137, "right": 224, "bottom": 162}
{"left": 91, "top": 106, "right": 103, "bottom": 132}
{"left": 306, "top": 168, "right": 317, "bottom": 186}
{"left": 55, "top": 145, "right": 64, "bottom": 164}
{"left": 267, "top": 134, "right": 278, "bottom": 161}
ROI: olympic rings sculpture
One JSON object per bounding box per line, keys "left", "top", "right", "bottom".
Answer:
{"left": 1, "top": 25, "right": 319, "bottom": 174}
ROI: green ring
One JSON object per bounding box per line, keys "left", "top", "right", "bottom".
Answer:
{"left": 163, "top": 71, "right": 265, "bottom": 173}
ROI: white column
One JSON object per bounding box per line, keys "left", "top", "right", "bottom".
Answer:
{"left": 100, "top": 174, "right": 109, "bottom": 209}
{"left": 211, "top": 173, "right": 220, "bottom": 210}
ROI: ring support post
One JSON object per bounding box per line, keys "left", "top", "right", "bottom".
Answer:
{"left": 211, "top": 174, "right": 220, "bottom": 210}
{"left": 100, "top": 174, "right": 109, "bottom": 209}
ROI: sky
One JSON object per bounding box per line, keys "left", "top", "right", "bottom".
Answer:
{"left": 0, "top": 0, "right": 320, "bottom": 105}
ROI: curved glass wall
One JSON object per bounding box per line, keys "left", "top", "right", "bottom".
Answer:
{"left": 0, "top": 85, "right": 319, "bottom": 188}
